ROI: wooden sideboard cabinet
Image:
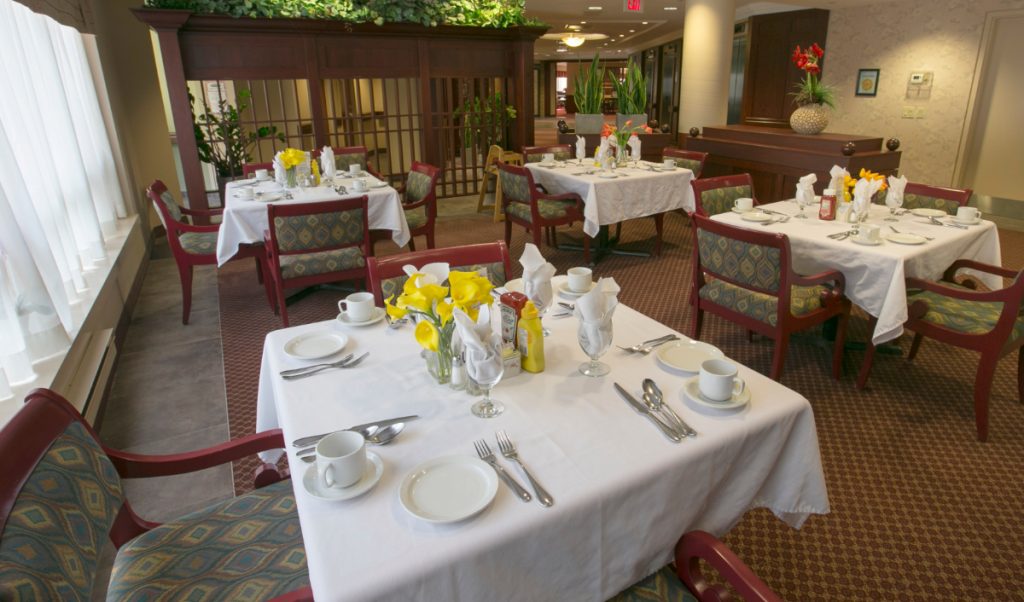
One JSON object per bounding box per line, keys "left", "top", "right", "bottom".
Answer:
{"left": 683, "top": 125, "right": 902, "bottom": 203}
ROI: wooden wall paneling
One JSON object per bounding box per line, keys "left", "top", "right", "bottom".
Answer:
{"left": 427, "top": 41, "right": 508, "bottom": 77}
{"left": 316, "top": 36, "right": 420, "bottom": 78}
{"left": 304, "top": 38, "right": 327, "bottom": 149}
{"left": 180, "top": 32, "right": 308, "bottom": 80}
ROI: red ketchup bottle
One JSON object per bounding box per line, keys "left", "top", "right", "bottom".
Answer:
{"left": 819, "top": 188, "right": 838, "bottom": 221}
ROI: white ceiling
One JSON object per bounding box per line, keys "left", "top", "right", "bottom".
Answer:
{"left": 526, "top": 0, "right": 890, "bottom": 61}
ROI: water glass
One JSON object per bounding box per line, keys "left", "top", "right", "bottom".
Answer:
{"left": 577, "top": 319, "right": 612, "bottom": 377}
{"left": 885, "top": 191, "right": 903, "bottom": 221}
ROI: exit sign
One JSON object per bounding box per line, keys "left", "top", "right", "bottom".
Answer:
{"left": 624, "top": 0, "right": 643, "bottom": 12}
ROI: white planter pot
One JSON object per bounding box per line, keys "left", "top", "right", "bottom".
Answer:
{"left": 574, "top": 114, "right": 605, "bottom": 135}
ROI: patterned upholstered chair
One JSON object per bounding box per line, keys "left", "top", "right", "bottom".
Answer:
{"left": 662, "top": 148, "right": 709, "bottom": 179}
{"left": 366, "top": 241, "right": 513, "bottom": 306}
{"left": 265, "top": 198, "right": 371, "bottom": 326}
{"left": 147, "top": 180, "right": 266, "bottom": 324}
{"left": 0, "top": 389, "right": 308, "bottom": 602}
{"left": 882, "top": 182, "right": 972, "bottom": 215}
{"left": 691, "top": 214, "right": 851, "bottom": 380}
{"left": 691, "top": 173, "right": 757, "bottom": 217}
{"left": 521, "top": 144, "right": 572, "bottom": 164}
{"left": 242, "top": 162, "right": 273, "bottom": 177}
{"left": 611, "top": 530, "right": 780, "bottom": 602}
{"left": 498, "top": 162, "right": 590, "bottom": 264}
{"left": 321, "top": 145, "right": 384, "bottom": 180}
{"left": 856, "top": 261, "right": 1024, "bottom": 441}
{"left": 397, "top": 161, "right": 441, "bottom": 251}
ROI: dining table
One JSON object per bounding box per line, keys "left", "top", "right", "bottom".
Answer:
{"left": 254, "top": 276, "right": 829, "bottom": 601}
{"left": 215, "top": 175, "right": 411, "bottom": 266}
{"left": 712, "top": 201, "right": 1003, "bottom": 345}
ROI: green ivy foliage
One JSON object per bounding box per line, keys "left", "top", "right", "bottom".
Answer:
{"left": 143, "top": 0, "right": 538, "bottom": 28}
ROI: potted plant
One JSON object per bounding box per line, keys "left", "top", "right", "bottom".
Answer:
{"left": 455, "top": 91, "right": 517, "bottom": 156}
{"left": 611, "top": 59, "right": 648, "bottom": 131}
{"left": 189, "top": 88, "right": 285, "bottom": 201}
{"left": 572, "top": 54, "right": 606, "bottom": 135}
{"left": 788, "top": 43, "right": 836, "bottom": 135}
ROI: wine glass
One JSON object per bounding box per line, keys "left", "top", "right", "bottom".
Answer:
{"left": 577, "top": 318, "right": 613, "bottom": 377}
{"left": 885, "top": 190, "right": 903, "bottom": 221}
{"left": 469, "top": 342, "right": 505, "bottom": 418}
{"left": 526, "top": 281, "right": 553, "bottom": 337}
{"left": 794, "top": 189, "right": 810, "bottom": 219}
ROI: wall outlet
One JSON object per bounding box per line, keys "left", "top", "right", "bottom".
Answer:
{"left": 914, "top": 107, "right": 926, "bottom": 118}
{"left": 902, "top": 106, "right": 915, "bottom": 118}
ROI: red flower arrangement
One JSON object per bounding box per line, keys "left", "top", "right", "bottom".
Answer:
{"left": 790, "top": 42, "right": 835, "bottom": 108}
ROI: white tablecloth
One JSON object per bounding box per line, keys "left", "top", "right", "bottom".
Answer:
{"left": 712, "top": 201, "right": 1002, "bottom": 344}
{"left": 256, "top": 286, "right": 829, "bottom": 601}
{"left": 525, "top": 163, "right": 696, "bottom": 237}
{"left": 216, "top": 177, "right": 411, "bottom": 266}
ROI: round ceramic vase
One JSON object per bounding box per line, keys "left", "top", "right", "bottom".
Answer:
{"left": 789, "top": 104, "right": 830, "bottom": 135}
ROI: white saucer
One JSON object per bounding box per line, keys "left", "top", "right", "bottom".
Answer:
{"left": 598, "top": 173, "right": 618, "bottom": 179}
{"left": 911, "top": 208, "right": 947, "bottom": 218}
{"left": 951, "top": 217, "right": 981, "bottom": 225}
{"left": 302, "top": 452, "right": 382, "bottom": 501}
{"left": 369, "top": 182, "right": 388, "bottom": 189}
{"left": 851, "top": 237, "right": 883, "bottom": 246}
{"left": 730, "top": 207, "right": 754, "bottom": 214}
{"left": 336, "top": 307, "right": 386, "bottom": 327}
{"left": 538, "top": 162, "right": 556, "bottom": 168}
{"left": 656, "top": 339, "right": 725, "bottom": 373}
{"left": 740, "top": 211, "right": 773, "bottom": 223}
{"left": 557, "top": 281, "right": 596, "bottom": 298}
{"left": 283, "top": 331, "right": 349, "bottom": 360}
{"left": 886, "top": 233, "right": 927, "bottom": 245}
{"left": 682, "top": 376, "right": 750, "bottom": 410}
{"left": 254, "top": 192, "right": 284, "bottom": 203}
{"left": 399, "top": 455, "right": 498, "bottom": 524}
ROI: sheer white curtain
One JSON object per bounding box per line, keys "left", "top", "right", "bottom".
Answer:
{"left": 0, "top": 0, "right": 130, "bottom": 399}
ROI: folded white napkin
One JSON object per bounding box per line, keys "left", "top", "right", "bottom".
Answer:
{"left": 519, "top": 243, "right": 555, "bottom": 311}
{"left": 796, "top": 172, "right": 817, "bottom": 205}
{"left": 273, "top": 152, "right": 286, "bottom": 186}
{"left": 576, "top": 135, "right": 587, "bottom": 161}
{"left": 598, "top": 137, "right": 610, "bottom": 161}
{"left": 453, "top": 307, "right": 503, "bottom": 385}
{"left": 852, "top": 177, "right": 884, "bottom": 217}
{"left": 828, "top": 165, "right": 849, "bottom": 196}
{"left": 574, "top": 277, "right": 619, "bottom": 357}
{"left": 887, "top": 174, "right": 907, "bottom": 205}
{"left": 320, "top": 146, "right": 336, "bottom": 179}
{"left": 628, "top": 134, "right": 641, "bottom": 161}
{"left": 402, "top": 262, "right": 449, "bottom": 287}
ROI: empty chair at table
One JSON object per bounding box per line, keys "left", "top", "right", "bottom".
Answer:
{"left": 367, "top": 241, "right": 513, "bottom": 306}
{"left": 242, "top": 161, "right": 273, "bottom": 177}
{"left": 856, "top": 260, "right": 1024, "bottom": 442}
{"left": 0, "top": 389, "right": 307, "bottom": 601}
{"left": 662, "top": 147, "right": 709, "bottom": 178}
{"left": 522, "top": 144, "right": 572, "bottom": 163}
{"left": 316, "top": 145, "right": 384, "bottom": 179}
{"left": 883, "top": 182, "right": 972, "bottom": 214}
{"left": 264, "top": 197, "right": 371, "bottom": 327}
{"left": 691, "top": 173, "right": 757, "bottom": 217}
{"left": 498, "top": 162, "right": 590, "bottom": 264}
{"left": 691, "top": 214, "right": 851, "bottom": 380}
{"left": 147, "top": 179, "right": 267, "bottom": 324}
{"left": 396, "top": 161, "right": 442, "bottom": 251}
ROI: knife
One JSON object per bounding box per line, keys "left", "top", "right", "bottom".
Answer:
{"left": 613, "top": 383, "right": 682, "bottom": 443}
{"left": 291, "top": 415, "right": 419, "bottom": 448}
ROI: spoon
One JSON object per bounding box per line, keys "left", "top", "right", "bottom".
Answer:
{"left": 298, "top": 422, "right": 405, "bottom": 461}
{"left": 642, "top": 379, "right": 697, "bottom": 437}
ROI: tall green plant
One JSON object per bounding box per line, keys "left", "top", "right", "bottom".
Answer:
{"left": 573, "top": 54, "right": 605, "bottom": 114}
{"left": 454, "top": 92, "right": 517, "bottom": 150}
{"left": 610, "top": 60, "right": 648, "bottom": 115}
{"left": 190, "top": 88, "right": 285, "bottom": 177}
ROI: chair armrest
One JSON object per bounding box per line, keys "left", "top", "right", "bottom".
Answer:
{"left": 268, "top": 587, "right": 314, "bottom": 602}
{"left": 942, "top": 259, "right": 1019, "bottom": 282}
{"left": 180, "top": 206, "right": 224, "bottom": 218}
{"left": 905, "top": 277, "right": 1012, "bottom": 303}
{"left": 675, "top": 530, "right": 782, "bottom": 602}
{"left": 173, "top": 222, "right": 221, "bottom": 235}
{"left": 792, "top": 268, "right": 846, "bottom": 295}
{"left": 402, "top": 195, "right": 433, "bottom": 211}
{"left": 366, "top": 163, "right": 384, "bottom": 180}
{"left": 105, "top": 430, "right": 285, "bottom": 479}
{"left": 539, "top": 191, "right": 582, "bottom": 203}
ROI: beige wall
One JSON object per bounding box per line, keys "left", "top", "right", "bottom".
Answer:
{"left": 823, "top": 0, "right": 1024, "bottom": 187}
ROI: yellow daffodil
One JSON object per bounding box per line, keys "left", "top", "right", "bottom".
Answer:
{"left": 384, "top": 295, "right": 407, "bottom": 320}
{"left": 280, "top": 148, "right": 307, "bottom": 170}
{"left": 398, "top": 274, "right": 448, "bottom": 313}
{"left": 449, "top": 271, "right": 493, "bottom": 309}
{"left": 436, "top": 300, "right": 454, "bottom": 325}
{"left": 414, "top": 320, "right": 439, "bottom": 352}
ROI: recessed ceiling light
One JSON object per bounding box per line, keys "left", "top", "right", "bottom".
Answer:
{"left": 629, "top": 29, "right": 635, "bottom": 33}
{"left": 556, "top": 48, "right": 567, "bottom": 52}
{"left": 587, "top": 6, "right": 602, "bottom": 10}
{"left": 580, "top": 21, "right": 587, "bottom": 24}
{"left": 641, "top": 21, "right": 648, "bottom": 25}
{"left": 664, "top": 6, "right": 678, "bottom": 10}
{"left": 618, "top": 34, "right": 624, "bottom": 37}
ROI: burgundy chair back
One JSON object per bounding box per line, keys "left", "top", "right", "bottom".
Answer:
{"left": 366, "top": 241, "right": 513, "bottom": 306}
{"left": 266, "top": 197, "right": 370, "bottom": 258}
{"left": 690, "top": 173, "right": 756, "bottom": 216}
{"left": 522, "top": 144, "right": 572, "bottom": 163}
{"left": 242, "top": 162, "right": 274, "bottom": 177}
{"left": 662, "top": 148, "right": 709, "bottom": 178}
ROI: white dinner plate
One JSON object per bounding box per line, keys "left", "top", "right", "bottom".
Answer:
{"left": 950, "top": 216, "right": 982, "bottom": 225}
{"left": 283, "top": 331, "right": 349, "bottom": 360}
{"left": 682, "top": 376, "right": 750, "bottom": 410}
{"left": 369, "top": 182, "right": 389, "bottom": 189}
{"left": 557, "top": 281, "right": 596, "bottom": 298}
{"left": 656, "top": 339, "right": 725, "bottom": 374}
{"left": 399, "top": 455, "right": 498, "bottom": 524}
{"left": 911, "top": 208, "right": 947, "bottom": 218}
{"left": 597, "top": 173, "right": 618, "bottom": 179}
{"left": 740, "top": 211, "right": 773, "bottom": 223}
{"left": 254, "top": 192, "right": 284, "bottom": 203}
{"left": 850, "top": 237, "right": 883, "bottom": 246}
{"left": 538, "top": 162, "right": 556, "bottom": 168}
{"left": 302, "top": 452, "right": 383, "bottom": 501}
{"left": 886, "top": 233, "right": 927, "bottom": 245}
{"left": 336, "top": 307, "right": 386, "bottom": 327}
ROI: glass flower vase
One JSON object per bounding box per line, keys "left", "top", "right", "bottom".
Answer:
{"left": 423, "top": 325, "right": 454, "bottom": 385}
{"left": 285, "top": 167, "right": 298, "bottom": 189}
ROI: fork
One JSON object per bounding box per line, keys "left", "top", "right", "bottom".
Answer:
{"left": 890, "top": 225, "right": 934, "bottom": 241}
{"left": 929, "top": 216, "right": 967, "bottom": 229}
{"left": 474, "top": 440, "right": 532, "bottom": 502}
{"left": 281, "top": 352, "right": 369, "bottom": 379}
{"left": 617, "top": 334, "right": 678, "bottom": 354}
{"left": 496, "top": 431, "right": 553, "bottom": 507}
{"left": 279, "top": 353, "right": 353, "bottom": 377}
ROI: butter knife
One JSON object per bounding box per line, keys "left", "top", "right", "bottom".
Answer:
{"left": 291, "top": 415, "right": 419, "bottom": 448}
{"left": 613, "top": 383, "right": 682, "bottom": 442}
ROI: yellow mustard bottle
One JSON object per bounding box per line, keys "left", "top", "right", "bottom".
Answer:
{"left": 517, "top": 301, "right": 545, "bottom": 373}
{"left": 310, "top": 155, "right": 321, "bottom": 186}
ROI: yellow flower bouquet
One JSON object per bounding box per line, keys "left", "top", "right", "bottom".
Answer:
{"left": 279, "top": 147, "right": 307, "bottom": 188}
{"left": 843, "top": 168, "right": 888, "bottom": 202}
{"left": 384, "top": 264, "right": 495, "bottom": 384}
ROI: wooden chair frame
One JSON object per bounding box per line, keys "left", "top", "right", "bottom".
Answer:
{"left": 663, "top": 147, "right": 709, "bottom": 179}
{"left": 856, "top": 260, "right": 1024, "bottom": 441}
{"left": 691, "top": 214, "right": 851, "bottom": 380}
{"left": 521, "top": 144, "right": 573, "bottom": 163}
{"left": 690, "top": 173, "right": 758, "bottom": 217}
{"left": 395, "top": 161, "right": 442, "bottom": 251}
{"left": 498, "top": 162, "right": 591, "bottom": 264}
{"left": 675, "top": 530, "right": 782, "bottom": 602}
{"left": 901, "top": 182, "right": 972, "bottom": 210}
{"left": 366, "top": 241, "right": 513, "bottom": 306}
{"left": 264, "top": 197, "right": 372, "bottom": 326}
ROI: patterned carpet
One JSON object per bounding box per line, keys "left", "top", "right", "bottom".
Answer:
{"left": 218, "top": 207, "right": 1024, "bottom": 600}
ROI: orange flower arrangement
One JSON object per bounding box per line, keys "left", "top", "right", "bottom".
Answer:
{"left": 601, "top": 120, "right": 653, "bottom": 154}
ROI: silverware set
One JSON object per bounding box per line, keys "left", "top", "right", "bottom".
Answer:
{"left": 929, "top": 215, "right": 968, "bottom": 229}
{"left": 760, "top": 209, "right": 792, "bottom": 226}
{"left": 279, "top": 352, "right": 370, "bottom": 379}
{"left": 473, "top": 432, "right": 552, "bottom": 507}
{"left": 890, "top": 225, "right": 934, "bottom": 241}
{"left": 617, "top": 333, "right": 679, "bottom": 354}
{"left": 291, "top": 415, "right": 419, "bottom": 448}
{"left": 828, "top": 230, "right": 857, "bottom": 241}
{"left": 613, "top": 379, "right": 696, "bottom": 442}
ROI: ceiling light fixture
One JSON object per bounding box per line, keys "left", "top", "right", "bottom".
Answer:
{"left": 587, "top": 6, "right": 603, "bottom": 10}
{"left": 642, "top": 21, "right": 648, "bottom": 24}
{"left": 563, "top": 34, "right": 586, "bottom": 47}
{"left": 664, "top": 6, "right": 678, "bottom": 10}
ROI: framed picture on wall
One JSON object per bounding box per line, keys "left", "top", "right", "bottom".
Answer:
{"left": 856, "top": 69, "right": 880, "bottom": 97}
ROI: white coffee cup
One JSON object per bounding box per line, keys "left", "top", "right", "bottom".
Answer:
{"left": 348, "top": 164, "right": 361, "bottom": 176}
{"left": 698, "top": 359, "right": 746, "bottom": 402}
{"left": 858, "top": 223, "right": 881, "bottom": 243}
{"left": 955, "top": 206, "right": 981, "bottom": 223}
{"left": 237, "top": 187, "right": 254, "bottom": 200}
{"left": 734, "top": 197, "right": 754, "bottom": 212}
{"left": 567, "top": 267, "right": 593, "bottom": 293}
{"left": 316, "top": 430, "right": 366, "bottom": 489}
{"left": 338, "top": 291, "right": 375, "bottom": 322}
{"left": 543, "top": 152, "right": 555, "bottom": 163}
{"left": 352, "top": 178, "right": 368, "bottom": 192}
{"left": 255, "top": 168, "right": 270, "bottom": 181}
{"left": 663, "top": 159, "right": 676, "bottom": 169}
